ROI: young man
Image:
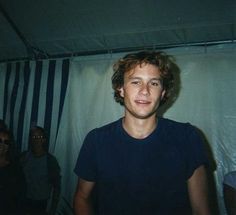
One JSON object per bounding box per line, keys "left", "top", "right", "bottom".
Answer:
{"left": 74, "top": 51, "right": 211, "bottom": 215}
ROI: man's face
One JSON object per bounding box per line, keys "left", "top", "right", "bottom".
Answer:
{"left": 0, "top": 133, "right": 10, "bottom": 156}
{"left": 119, "top": 63, "right": 165, "bottom": 119}
{"left": 30, "top": 129, "right": 46, "bottom": 153}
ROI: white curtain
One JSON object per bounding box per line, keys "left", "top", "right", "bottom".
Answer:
{"left": 57, "top": 44, "right": 236, "bottom": 214}
{"left": 1, "top": 43, "right": 236, "bottom": 214}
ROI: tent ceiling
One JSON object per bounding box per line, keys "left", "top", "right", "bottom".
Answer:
{"left": 0, "top": 0, "right": 235, "bottom": 62}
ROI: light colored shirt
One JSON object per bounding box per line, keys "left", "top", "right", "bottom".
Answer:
{"left": 224, "top": 171, "right": 236, "bottom": 189}
{"left": 23, "top": 152, "right": 52, "bottom": 200}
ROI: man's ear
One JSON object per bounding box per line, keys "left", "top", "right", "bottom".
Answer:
{"left": 118, "top": 87, "right": 124, "bottom": 98}
{"left": 161, "top": 89, "right": 166, "bottom": 100}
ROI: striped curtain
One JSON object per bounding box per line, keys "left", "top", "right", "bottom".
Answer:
{"left": 0, "top": 59, "right": 69, "bottom": 154}
{"left": 1, "top": 45, "right": 236, "bottom": 214}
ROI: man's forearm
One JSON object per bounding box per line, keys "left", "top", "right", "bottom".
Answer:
{"left": 74, "top": 195, "right": 94, "bottom": 215}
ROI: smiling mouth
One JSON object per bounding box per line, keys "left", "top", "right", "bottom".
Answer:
{"left": 135, "top": 100, "right": 151, "bottom": 104}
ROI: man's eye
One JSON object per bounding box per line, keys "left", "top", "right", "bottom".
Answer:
{"left": 131, "top": 81, "right": 140, "bottom": 85}
{"left": 151, "top": 82, "right": 159, "bottom": 86}
{"left": 150, "top": 79, "right": 162, "bottom": 86}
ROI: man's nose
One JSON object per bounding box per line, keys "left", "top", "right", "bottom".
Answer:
{"left": 139, "top": 83, "right": 150, "bottom": 95}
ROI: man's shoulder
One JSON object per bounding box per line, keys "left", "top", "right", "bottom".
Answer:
{"left": 82, "top": 119, "right": 121, "bottom": 147}
{"left": 46, "top": 152, "right": 59, "bottom": 165}
{"left": 88, "top": 118, "right": 121, "bottom": 136}
{"left": 98, "top": 118, "right": 121, "bottom": 130}
{"left": 160, "top": 117, "right": 191, "bottom": 129}
{"left": 159, "top": 117, "right": 199, "bottom": 139}
{"left": 47, "top": 152, "right": 57, "bottom": 160}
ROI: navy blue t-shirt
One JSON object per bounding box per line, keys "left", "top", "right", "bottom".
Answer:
{"left": 74, "top": 117, "right": 208, "bottom": 215}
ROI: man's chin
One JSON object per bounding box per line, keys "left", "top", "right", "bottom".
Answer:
{"left": 133, "top": 111, "right": 158, "bottom": 120}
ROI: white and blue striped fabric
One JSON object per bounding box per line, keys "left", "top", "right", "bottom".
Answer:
{"left": 0, "top": 59, "right": 69, "bottom": 153}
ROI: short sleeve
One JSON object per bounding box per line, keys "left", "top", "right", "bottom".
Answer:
{"left": 185, "top": 124, "right": 209, "bottom": 179}
{"left": 74, "top": 129, "right": 97, "bottom": 182}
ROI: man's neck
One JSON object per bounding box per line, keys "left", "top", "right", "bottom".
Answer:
{"left": 32, "top": 150, "right": 47, "bottom": 157}
{"left": 122, "top": 115, "right": 157, "bottom": 139}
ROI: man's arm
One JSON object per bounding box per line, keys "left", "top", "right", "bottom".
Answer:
{"left": 188, "top": 165, "right": 211, "bottom": 215}
{"left": 74, "top": 178, "right": 96, "bottom": 215}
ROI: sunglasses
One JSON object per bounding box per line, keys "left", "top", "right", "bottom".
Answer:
{"left": 31, "top": 135, "right": 45, "bottom": 139}
{"left": 0, "top": 139, "right": 10, "bottom": 145}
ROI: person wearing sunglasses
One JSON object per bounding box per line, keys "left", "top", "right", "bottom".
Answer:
{"left": 20, "top": 126, "right": 61, "bottom": 215}
{"left": 0, "top": 129, "right": 26, "bottom": 214}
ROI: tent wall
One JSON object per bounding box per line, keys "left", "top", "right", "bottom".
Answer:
{"left": 1, "top": 43, "right": 236, "bottom": 214}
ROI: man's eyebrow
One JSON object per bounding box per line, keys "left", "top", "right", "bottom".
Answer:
{"left": 127, "top": 76, "right": 141, "bottom": 80}
{"left": 150, "top": 77, "right": 162, "bottom": 81}
{"left": 127, "top": 76, "right": 162, "bottom": 79}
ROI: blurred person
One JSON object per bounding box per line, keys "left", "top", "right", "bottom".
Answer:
{"left": 223, "top": 171, "right": 236, "bottom": 215}
{"left": 20, "top": 126, "right": 61, "bottom": 215}
{"left": 0, "top": 129, "right": 26, "bottom": 214}
{"left": 73, "top": 51, "right": 211, "bottom": 215}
